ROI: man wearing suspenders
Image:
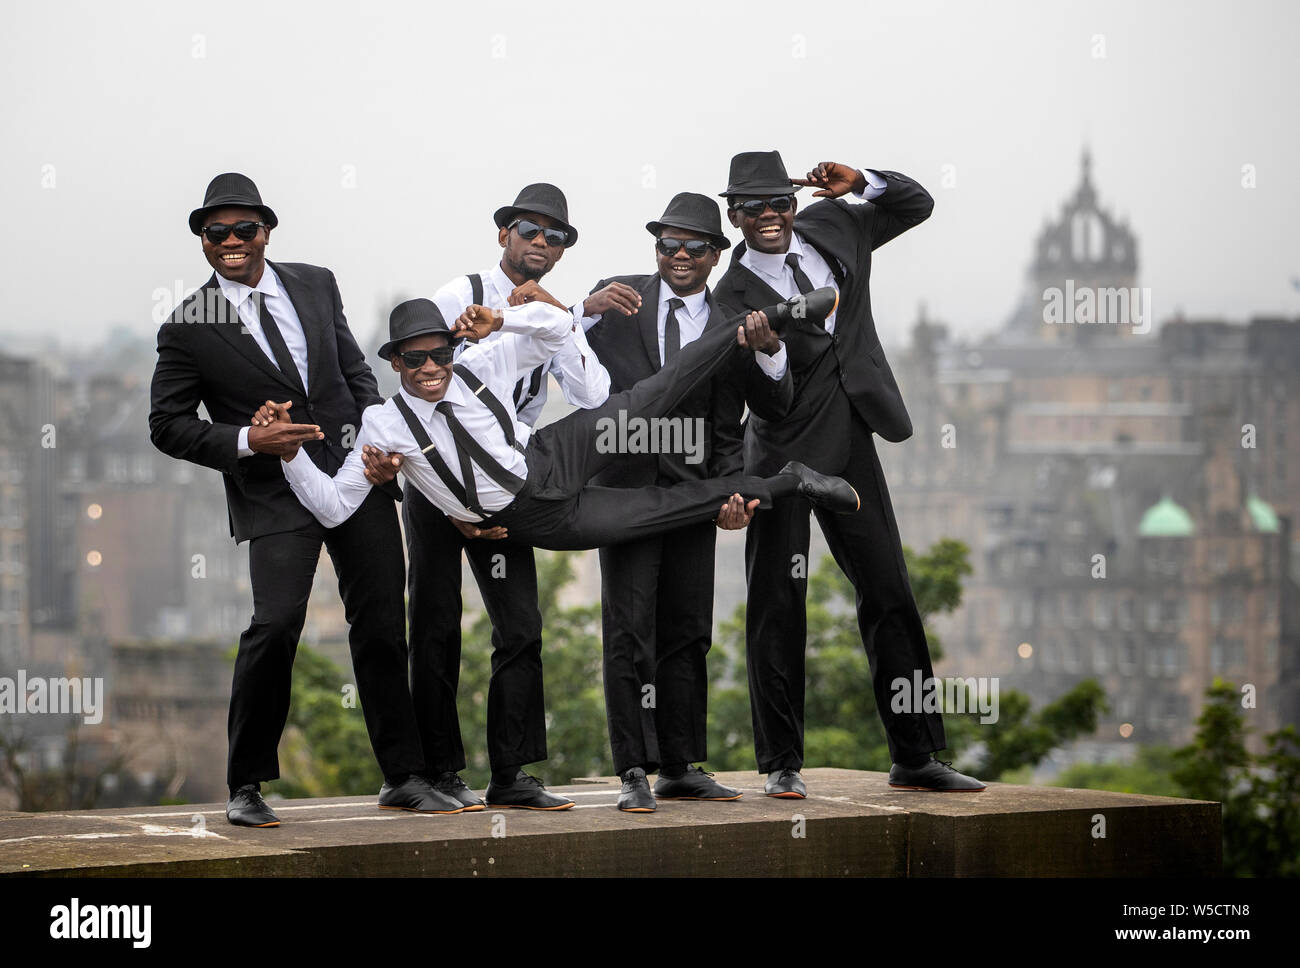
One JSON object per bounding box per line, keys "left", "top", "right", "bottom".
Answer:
{"left": 395, "top": 184, "right": 610, "bottom": 811}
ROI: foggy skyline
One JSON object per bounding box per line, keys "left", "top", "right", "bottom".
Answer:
{"left": 3, "top": 0, "right": 1297, "bottom": 356}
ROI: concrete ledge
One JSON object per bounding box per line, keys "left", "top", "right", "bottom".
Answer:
{"left": 0, "top": 768, "right": 1220, "bottom": 877}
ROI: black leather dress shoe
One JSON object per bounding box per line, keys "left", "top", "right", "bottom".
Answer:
{"left": 485, "top": 771, "right": 574, "bottom": 810}
{"left": 654, "top": 765, "right": 742, "bottom": 801}
{"left": 432, "top": 771, "right": 485, "bottom": 811}
{"left": 226, "top": 784, "right": 280, "bottom": 827}
{"left": 378, "top": 775, "right": 467, "bottom": 813}
{"left": 780, "top": 461, "right": 860, "bottom": 513}
{"left": 618, "top": 767, "right": 656, "bottom": 812}
{"left": 764, "top": 768, "right": 807, "bottom": 799}
{"left": 888, "top": 757, "right": 986, "bottom": 791}
{"left": 761, "top": 286, "right": 839, "bottom": 332}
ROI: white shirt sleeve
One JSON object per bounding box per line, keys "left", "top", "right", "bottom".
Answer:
{"left": 238, "top": 425, "right": 253, "bottom": 458}
{"left": 754, "top": 343, "right": 788, "bottom": 380}
{"left": 496, "top": 302, "right": 574, "bottom": 371}
{"left": 549, "top": 320, "right": 611, "bottom": 408}
{"left": 281, "top": 406, "right": 384, "bottom": 528}
{"left": 850, "top": 168, "right": 888, "bottom": 201}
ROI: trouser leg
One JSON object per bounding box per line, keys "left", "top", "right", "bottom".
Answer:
{"left": 652, "top": 521, "right": 715, "bottom": 767}
{"left": 228, "top": 528, "right": 322, "bottom": 789}
{"left": 599, "top": 534, "right": 663, "bottom": 775}
{"left": 324, "top": 487, "right": 426, "bottom": 781}
{"left": 403, "top": 485, "right": 468, "bottom": 775}
{"left": 463, "top": 539, "right": 548, "bottom": 771}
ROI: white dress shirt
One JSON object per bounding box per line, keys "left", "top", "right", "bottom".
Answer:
{"left": 574, "top": 282, "right": 788, "bottom": 380}
{"left": 738, "top": 168, "right": 886, "bottom": 336}
{"left": 282, "top": 301, "right": 573, "bottom": 526}
{"left": 432, "top": 263, "right": 609, "bottom": 427}
{"left": 223, "top": 265, "right": 310, "bottom": 457}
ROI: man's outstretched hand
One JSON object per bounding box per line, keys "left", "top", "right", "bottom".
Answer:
{"left": 792, "top": 161, "right": 867, "bottom": 199}
{"left": 453, "top": 304, "right": 504, "bottom": 342}
{"left": 248, "top": 400, "right": 322, "bottom": 458}
{"left": 716, "top": 493, "right": 759, "bottom": 530}
{"left": 582, "top": 282, "right": 642, "bottom": 318}
{"left": 736, "top": 310, "right": 780, "bottom": 355}
{"left": 361, "top": 444, "right": 403, "bottom": 486}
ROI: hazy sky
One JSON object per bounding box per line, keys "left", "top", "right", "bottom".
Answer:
{"left": 3, "top": 0, "right": 1297, "bottom": 356}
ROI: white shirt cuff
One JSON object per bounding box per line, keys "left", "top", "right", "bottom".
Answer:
{"left": 852, "top": 168, "right": 888, "bottom": 200}
{"left": 572, "top": 301, "right": 601, "bottom": 332}
{"left": 754, "top": 343, "right": 788, "bottom": 380}
{"left": 238, "top": 425, "right": 253, "bottom": 458}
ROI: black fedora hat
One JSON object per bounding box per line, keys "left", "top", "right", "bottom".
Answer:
{"left": 377, "top": 298, "right": 462, "bottom": 361}
{"left": 645, "top": 192, "right": 731, "bottom": 250}
{"left": 188, "top": 172, "right": 278, "bottom": 236}
{"left": 493, "top": 183, "right": 578, "bottom": 247}
{"left": 718, "top": 150, "right": 803, "bottom": 199}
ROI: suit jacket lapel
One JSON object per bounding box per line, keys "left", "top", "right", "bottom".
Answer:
{"left": 271, "top": 261, "right": 326, "bottom": 397}
{"left": 726, "top": 241, "right": 786, "bottom": 310}
{"left": 203, "top": 274, "right": 302, "bottom": 394}
{"left": 637, "top": 274, "right": 663, "bottom": 371}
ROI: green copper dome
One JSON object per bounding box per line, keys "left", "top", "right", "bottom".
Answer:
{"left": 1137, "top": 496, "right": 1195, "bottom": 538}
{"left": 1246, "top": 495, "right": 1281, "bottom": 533}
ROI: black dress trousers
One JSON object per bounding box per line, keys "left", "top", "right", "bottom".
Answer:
{"left": 599, "top": 519, "right": 716, "bottom": 775}
{"left": 403, "top": 484, "right": 547, "bottom": 774}
{"left": 228, "top": 486, "right": 424, "bottom": 788}
{"left": 744, "top": 405, "right": 946, "bottom": 773}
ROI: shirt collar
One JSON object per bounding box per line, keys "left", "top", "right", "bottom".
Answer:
{"left": 658, "top": 282, "right": 708, "bottom": 319}
{"left": 216, "top": 262, "right": 283, "bottom": 309}
{"left": 743, "top": 232, "right": 806, "bottom": 282}
{"left": 397, "top": 375, "right": 468, "bottom": 421}
{"left": 487, "top": 264, "right": 515, "bottom": 304}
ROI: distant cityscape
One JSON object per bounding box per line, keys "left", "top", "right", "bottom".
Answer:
{"left": 1, "top": 150, "right": 1295, "bottom": 806}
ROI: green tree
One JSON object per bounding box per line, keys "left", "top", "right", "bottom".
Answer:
{"left": 706, "top": 540, "right": 1108, "bottom": 779}
{"left": 1053, "top": 745, "right": 1182, "bottom": 797}
{"left": 1171, "top": 678, "right": 1300, "bottom": 877}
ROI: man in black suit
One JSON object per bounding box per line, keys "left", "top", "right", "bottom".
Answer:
{"left": 579, "top": 192, "right": 793, "bottom": 811}
{"left": 712, "top": 151, "right": 985, "bottom": 796}
{"left": 149, "top": 173, "right": 464, "bottom": 825}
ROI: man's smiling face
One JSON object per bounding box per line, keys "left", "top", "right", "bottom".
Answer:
{"left": 391, "top": 333, "right": 453, "bottom": 404}
{"left": 655, "top": 228, "right": 719, "bottom": 297}
{"left": 727, "top": 195, "right": 797, "bottom": 254}
{"left": 201, "top": 205, "right": 270, "bottom": 286}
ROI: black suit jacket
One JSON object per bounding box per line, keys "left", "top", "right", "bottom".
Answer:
{"left": 584, "top": 273, "right": 793, "bottom": 488}
{"left": 714, "top": 170, "right": 932, "bottom": 474}
{"left": 148, "top": 260, "right": 394, "bottom": 542}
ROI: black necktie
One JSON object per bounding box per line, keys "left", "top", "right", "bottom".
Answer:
{"left": 663, "top": 297, "right": 684, "bottom": 366}
{"left": 255, "top": 292, "right": 305, "bottom": 394}
{"left": 436, "top": 401, "right": 526, "bottom": 499}
{"left": 785, "top": 253, "right": 815, "bottom": 296}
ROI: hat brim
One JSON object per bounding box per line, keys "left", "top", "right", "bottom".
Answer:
{"left": 377, "top": 328, "right": 464, "bottom": 362}
{"left": 644, "top": 219, "right": 731, "bottom": 250}
{"left": 717, "top": 184, "right": 803, "bottom": 200}
{"left": 493, "top": 205, "right": 578, "bottom": 247}
{"left": 189, "top": 202, "right": 278, "bottom": 236}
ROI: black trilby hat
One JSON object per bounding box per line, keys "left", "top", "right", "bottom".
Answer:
{"left": 645, "top": 192, "right": 731, "bottom": 250}
{"left": 493, "top": 183, "right": 578, "bottom": 247}
{"left": 718, "top": 150, "right": 803, "bottom": 199}
{"left": 377, "top": 298, "right": 462, "bottom": 361}
{"left": 189, "top": 172, "right": 279, "bottom": 236}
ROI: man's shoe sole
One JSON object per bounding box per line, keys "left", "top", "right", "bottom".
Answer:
{"left": 485, "top": 801, "right": 575, "bottom": 811}
{"left": 765, "top": 791, "right": 806, "bottom": 799}
{"left": 378, "top": 803, "right": 468, "bottom": 814}
{"left": 656, "top": 793, "right": 744, "bottom": 801}
{"left": 888, "top": 783, "right": 987, "bottom": 792}
{"left": 618, "top": 805, "right": 656, "bottom": 813}
{"left": 228, "top": 818, "right": 280, "bottom": 827}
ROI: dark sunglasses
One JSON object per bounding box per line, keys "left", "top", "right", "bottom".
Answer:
{"left": 655, "top": 238, "right": 716, "bottom": 259}
{"left": 509, "top": 218, "right": 568, "bottom": 247}
{"left": 397, "top": 346, "right": 455, "bottom": 369}
{"left": 729, "top": 196, "right": 795, "bottom": 218}
{"left": 202, "top": 220, "right": 269, "bottom": 244}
